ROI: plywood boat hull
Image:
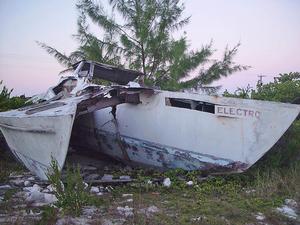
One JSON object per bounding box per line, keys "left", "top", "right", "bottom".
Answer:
{"left": 0, "top": 104, "right": 77, "bottom": 179}
{"left": 71, "top": 90, "right": 300, "bottom": 173}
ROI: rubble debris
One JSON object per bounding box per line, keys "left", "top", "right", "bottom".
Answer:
{"left": 90, "top": 186, "right": 100, "bottom": 194}
{"left": 122, "top": 194, "right": 133, "bottom": 198}
{"left": 24, "top": 180, "right": 31, "bottom": 187}
{"left": 186, "top": 181, "right": 194, "bottom": 186}
{"left": 284, "top": 199, "right": 298, "bottom": 208}
{"left": 255, "top": 212, "right": 265, "bottom": 221}
{"left": 116, "top": 206, "right": 134, "bottom": 217}
{"left": 276, "top": 205, "right": 298, "bottom": 220}
{"left": 0, "top": 185, "right": 12, "bottom": 190}
{"left": 163, "top": 178, "right": 171, "bottom": 187}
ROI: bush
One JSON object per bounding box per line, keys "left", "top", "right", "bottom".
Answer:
{"left": 47, "top": 158, "right": 91, "bottom": 216}
{"left": 0, "top": 80, "right": 29, "bottom": 112}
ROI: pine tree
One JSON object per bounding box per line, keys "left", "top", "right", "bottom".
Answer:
{"left": 39, "top": 0, "right": 248, "bottom": 90}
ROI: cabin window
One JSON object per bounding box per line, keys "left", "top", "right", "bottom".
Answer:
{"left": 165, "top": 97, "right": 215, "bottom": 114}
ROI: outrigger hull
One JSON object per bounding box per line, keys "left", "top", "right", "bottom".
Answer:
{"left": 0, "top": 104, "right": 77, "bottom": 179}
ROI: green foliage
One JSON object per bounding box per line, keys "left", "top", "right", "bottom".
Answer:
{"left": 47, "top": 158, "right": 92, "bottom": 216}
{"left": 0, "top": 80, "right": 29, "bottom": 112}
{"left": 36, "top": 206, "right": 59, "bottom": 225}
{"left": 39, "top": 0, "right": 247, "bottom": 90}
{"left": 224, "top": 72, "right": 300, "bottom": 103}
{"left": 223, "top": 84, "right": 252, "bottom": 99}
{"left": 252, "top": 72, "right": 300, "bottom": 102}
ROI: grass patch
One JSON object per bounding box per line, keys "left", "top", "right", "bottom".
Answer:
{"left": 35, "top": 206, "right": 59, "bottom": 225}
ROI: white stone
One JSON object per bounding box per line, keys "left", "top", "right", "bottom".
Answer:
{"left": 23, "top": 184, "right": 41, "bottom": 192}
{"left": 27, "top": 177, "right": 35, "bottom": 181}
{"left": 255, "top": 212, "right": 265, "bottom": 221}
{"left": 117, "top": 206, "right": 133, "bottom": 217}
{"left": 26, "top": 190, "right": 57, "bottom": 205}
{"left": 186, "top": 181, "right": 194, "bottom": 186}
{"left": 44, "top": 193, "right": 58, "bottom": 204}
{"left": 46, "top": 184, "right": 55, "bottom": 192}
{"left": 24, "top": 181, "right": 31, "bottom": 187}
{"left": 0, "top": 185, "right": 12, "bottom": 190}
{"left": 126, "top": 199, "right": 133, "bottom": 202}
{"left": 122, "top": 194, "right": 133, "bottom": 198}
{"left": 147, "top": 180, "right": 152, "bottom": 185}
{"left": 284, "top": 199, "right": 298, "bottom": 208}
{"left": 163, "top": 178, "right": 171, "bottom": 187}
{"left": 277, "top": 205, "right": 297, "bottom": 219}
{"left": 90, "top": 186, "right": 100, "bottom": 193}
{"left": 26, "top": 191, "right": 45, "bottom": 202}
{"left": 147, "top": 206, "right": 159, "bottom": 213}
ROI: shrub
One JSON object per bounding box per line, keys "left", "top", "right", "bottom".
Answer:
{"left": 47, "top": 158, "right": 90, "bottom": 216}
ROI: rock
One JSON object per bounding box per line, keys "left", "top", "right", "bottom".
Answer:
{"left": 0, "top": 196, "right": 3, "bottom": 202}
{"left": 284, "top": 199, "right": 298, "bottom": 208}
{"left": 277, "top": 205, "right": 297, "bottom": 219}
{"left": 97, "top": 192, "right": 103, "bottom": 196}
{"left": 10, "top": 178, "right": 24, "bottom": 186}
{"left": 24, "top": 181, "right": 31, "bottom": 187}
{"left": 146, "top": 180, "right": 152, "bottom": 185}
{"left": 102, "top": 218, "right": 126, "bottom": 225}
{"left": 85, "top": 173, "right": 100, "bottom": 181}
{"left": 122, "top": 194, "right": 133, "bottom": 198}
{"left": 186, "top": 181, "right": 194, "bottom": 186}
{"left": 139, "top": 206, "right": 159, "bottom": 216}
{"left": 83, "top": 182, "right": 89, "bottom": 190}
{"left": 46, "top": 184, "right": 55, "bottom": 192}
{"left": 255, "top": 212, "right": 265, "bottom": 221}
{"left": 90, "top": 186, "right": 100, "bottom": 193}
{"left": 191, "top": 216, "right": 207, "bottom": 222}
{"left": 101, "top": 174, "right": 113, "bottom": 181}
{"left": 27, "top": 177, "right": 35, "bottom": 181}
{"left": 117, "top": 206, "right": 133, "bottom": 217}
{"left": 126, "top": 199, "right": 133, "bottom": 202}
{"left": 0, "top": 185, "right": 12, "bottom": 190}
{"left": 26, "top": 191, "right": 57, "bottom": 205}
{"left": 147, "top": 206, "right": 159, "bottom": 214}
{"left": 56, "top": 216, "right": 90, "bottom": 225}
{"left": 163, "top": 178, "right": 171, "bottom": 187}
{"left": 245, "top": 189, "right": 256, "bottom": 194}
{"left": 23, "top": 184, "right": 41, "bottom": 192}
{"left": 26, "top": 191, "right": 45, "bottom": 203}
{"left": 44, "top": 193, "right": 58, "bottom": 204}
{"left": 119, "top": 175, "right": 131, "bottom": 180}
{"left": 82, "top": 206, "right": 97, "bottom": 216}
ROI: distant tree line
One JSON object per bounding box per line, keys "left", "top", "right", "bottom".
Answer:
{"left": 223, "top": 72, "right": 300, "bottom": 103}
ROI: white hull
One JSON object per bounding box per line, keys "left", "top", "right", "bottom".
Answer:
{"left": 72, "top": 90, "right": 300, "bottom": 172}
{"left": 0, "top": 103, "right": 77, "bottom": 179}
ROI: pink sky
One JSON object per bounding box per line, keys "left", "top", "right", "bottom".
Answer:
{"left": 0, "top": 0, "right": 299, "bottom": 96}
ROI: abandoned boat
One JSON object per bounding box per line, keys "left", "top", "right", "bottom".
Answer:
{"left": 0, "top": 60, "right": 299, "bottom": 180}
